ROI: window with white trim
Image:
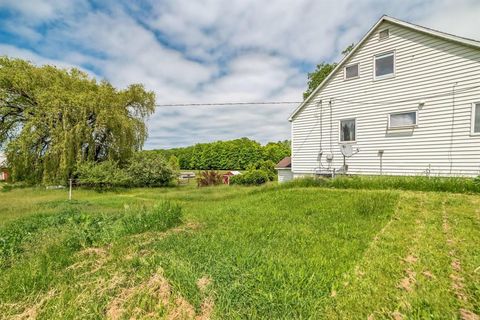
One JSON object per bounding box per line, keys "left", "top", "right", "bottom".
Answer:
{"left": 473, "top": 103, "right": 480, "bottom": 134}
{"left": 374, "top": 52, "right": 395, "bottom": 79}
{"left": 379, "top": 29, "right": 390, "bottom": 40}
{"left": 340, "top": 119, "right": 356, "bottom": 142}
{"left": 389, "top": 111, "right": 417, "bottom": 128}
{"left": 345, "top": 64, "right": 359, "bottom": 79}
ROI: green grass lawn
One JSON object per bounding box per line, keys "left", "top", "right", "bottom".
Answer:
{"left": 0, "top": 184, "right": 478, "bottom": 319}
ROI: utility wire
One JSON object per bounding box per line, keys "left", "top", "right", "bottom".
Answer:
{"left": 155, "top": 101, "right": 302, "bottom": 107}
{"left": 153, "top": 84, "right": 480, "bottom": 108}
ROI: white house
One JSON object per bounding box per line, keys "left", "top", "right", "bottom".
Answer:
{"left": 288, "top": 15, "right": 480, "bottom": 179}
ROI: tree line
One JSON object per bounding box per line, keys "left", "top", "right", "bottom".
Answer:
{"left": 149, "top": 138, "right": 290, "bottom": 170}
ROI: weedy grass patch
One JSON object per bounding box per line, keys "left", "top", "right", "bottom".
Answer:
{"left": 282, "top": 175, "right": 480, "bottom": 194}
{"left": 0, "top": 184, "right": 478, "bottom": 319}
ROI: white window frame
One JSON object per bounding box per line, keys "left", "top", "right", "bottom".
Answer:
{"left": 388, "top": 110, "right": 418, "bottom": 129}
{"left": 373, "top": 51, "right": 395, "bottom": 80}
{"left": 344, "top": 63, "right": 359, "bottom": 80}
{"left": 339, "top": 118, "right": 357, "bottom": 144}
{"left": 472, "top": 102, "right": 480, "bottom": 135}
{"left": 378, "top": 28, "right": 390, "bottom": 41}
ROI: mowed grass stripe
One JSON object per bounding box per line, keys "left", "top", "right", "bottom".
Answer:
{"left": 138, "top": 188, "right": 398, "bottom": 318}
{"left": 325, "top": 192, "right": 480, "bottom": 319}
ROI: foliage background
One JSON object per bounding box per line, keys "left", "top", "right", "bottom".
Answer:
{"left": 150, "top": 138, "right": 290, "bottom": 170}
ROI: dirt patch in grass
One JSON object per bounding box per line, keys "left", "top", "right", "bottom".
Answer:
{"left": 460, "top": 308, "right": 479, "bottom": 320}
{"left": 442, "top": 201, "right": 479, "bottom": 320}
{"left": 106, "top": 270, "right": 214, "bottom": 320}
{"left": 11, "top": 290, "right": 56, "bottom": 320}
{"left": 397, "top": 268, "right": 416, "bottom": 292}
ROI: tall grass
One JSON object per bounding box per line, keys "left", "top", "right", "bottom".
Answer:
{"left": 0, "top": 201, "right": 182, "bottom": 268}
{"left": 282, "top": 175, "right": 480, "bottom": 194}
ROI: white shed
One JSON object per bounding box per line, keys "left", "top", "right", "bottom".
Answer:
{"left": 275, "top": 157, "right": 293, "bottom": 183}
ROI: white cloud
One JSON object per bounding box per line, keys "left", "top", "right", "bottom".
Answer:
{"left": 0, "top": 0, "right": 479, "bottom": 149}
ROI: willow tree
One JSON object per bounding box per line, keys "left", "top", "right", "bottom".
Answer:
{"left": 0, "top": 57, "right": 155, "bottom": 184}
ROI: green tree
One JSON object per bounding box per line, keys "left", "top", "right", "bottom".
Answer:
{"left": 127, "top": 153, "right": 175, "bottom": 187}
{"left": 168, "top": 155, "right": 180, "bottom": 172}
{"left": 303, "top": 43, "right": 356, "bottom": 100}
{"left": 303, "top": 62, "right": 337, "bottom": 99}
{"left": 0, "top": 57, "right": 155, "bottom": 184}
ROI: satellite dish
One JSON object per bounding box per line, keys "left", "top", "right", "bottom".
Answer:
{"left": 340, "top": 144, "right": 353, "bottom": 157}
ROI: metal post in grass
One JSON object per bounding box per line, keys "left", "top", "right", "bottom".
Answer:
{"left": 69, "top": 178, "right": 72, "bottom": 201}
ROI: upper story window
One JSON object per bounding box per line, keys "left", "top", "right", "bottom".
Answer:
{"left": 374, "top": 51, "right": 395, "bottom": 79}
{"left": 379, "top": 29, "right": 390, "bottom": 40}
{"left": 340, "top": 119, "right": 356, "bottom": 142}
{"left": 389, "top": 111, "right": 417, "bottom": 129}
{"left": 472, "top": 103, "right": 480, "bottom": 134}
{"left": 344, "top": 64, "right": 359, "bottom": 80}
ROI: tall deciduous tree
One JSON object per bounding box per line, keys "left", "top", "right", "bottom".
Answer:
{"left": 303, "top": 43, "right": 355, "bottom": 100}
{"left": 0, "top": 57, "right": 155, "bottom": 184}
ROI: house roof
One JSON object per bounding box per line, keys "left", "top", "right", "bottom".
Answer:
{"left": 275, "top": 157, "right": 291, "bottom": 169}
{"left": 288, "top": 15, "right": 480, "bottom": 121}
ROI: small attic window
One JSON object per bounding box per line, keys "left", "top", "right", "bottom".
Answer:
{"left": 344, "top": 64, "right": 359, "bottom": 80}
{"left": 379, "top": 29, "right": 390, "bottom": 40}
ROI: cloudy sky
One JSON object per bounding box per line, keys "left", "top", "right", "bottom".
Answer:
{"left": 1, "top": 0, "right": 479, "bottom": 149}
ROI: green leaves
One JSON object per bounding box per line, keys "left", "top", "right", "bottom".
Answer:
{"left": 153, "top": 138, "right": 290, "bottom": 171}
{"left": 0, "top": 57, "right": 155, "bottom": 185}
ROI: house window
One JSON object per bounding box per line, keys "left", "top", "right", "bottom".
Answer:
{"left": 389, "top": 111, "right": 417, "bottom": 128}
{"left": 473, "top": 103, "right": 480, "bottom": 134}
{"left": 379, "top": 29, "right": 390, "bottom": 40}
{"left": 340, "top": 119, "right": 356, "bottom": 142}
{"left": 345, "top": 64, "right": 359, "bottom": 79}
{"left": 374, "top": 52, "right": 395, "bottom": 79}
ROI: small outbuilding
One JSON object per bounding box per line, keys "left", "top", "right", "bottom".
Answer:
{"left": 223, "top": 171, "right": 241, "bottom": 185}
{"left": 0, "top": 153, "right": 8, "bottom": 181}
{"left": 0, "top": 168, "right": 9, "bottom": 181}
{"left": 275, "top": 157, "right": 293, "bottom": 183}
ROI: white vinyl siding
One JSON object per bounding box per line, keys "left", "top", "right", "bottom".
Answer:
{"left": 291, "top": 21, "right": 480, "bottom": 177}
{"left": 389, "top": 111, "right": 417, "bottom": 128}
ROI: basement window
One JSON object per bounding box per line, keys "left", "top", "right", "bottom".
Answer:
{"left": 344, "top": 64, "right": 359, "bottom": 80}
{"left": 374, "top": 51, "right": 395, "bottom": 79}
{"left": 389, "top": 111, "right": 417, "bottom": 129}
{"left": 379, "top": 29, "right": 390, "bottom": 40}
{"left": 340, "top": 119, "right": 356, "bottom": 142}
{"left": 473, "top": 103, "right": 480, "bottom": 134}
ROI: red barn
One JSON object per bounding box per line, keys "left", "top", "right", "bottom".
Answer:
{"left": 222, "top": 171, "right": 241, "bottom": 185}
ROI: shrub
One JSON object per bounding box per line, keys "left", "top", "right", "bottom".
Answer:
{"left": 248, "top": 160, "right": 277, "bottom": 181}
{"left": 76, "top": 153, "right": 176, "bottom": 189}
{"left": 197, "top": 171, "right": 223, "bottom": 187}
{"left": 230, "top": 169, "right": 269, "bottom": 186}
{"left": 76, "top": 161, "right": 130, "bottom": 189}
{"left": 127, "top": 153, "right": 176, "bottom": 187}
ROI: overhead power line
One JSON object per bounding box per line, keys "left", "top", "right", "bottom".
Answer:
{"left": 154, "top": 84, "right": 480, "bottom": 108}
{"left": 155, "top": 101, "right": 302, "bottom": 107}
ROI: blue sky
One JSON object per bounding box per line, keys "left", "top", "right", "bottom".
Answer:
{"left": 1, "top": 0, "right": 479, "bottom": 149}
